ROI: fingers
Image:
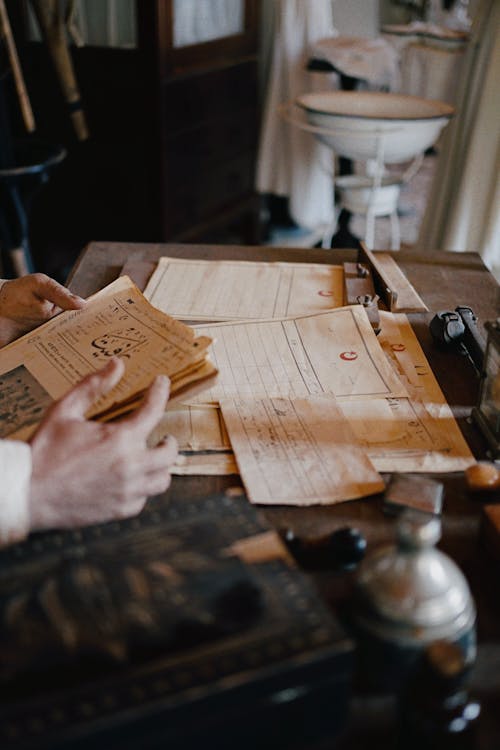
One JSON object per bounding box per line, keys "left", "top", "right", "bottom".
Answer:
{"left": 144, "top": 434, "right": 179, "bottom": 472}
{"left": 31, "top": 274, "right": 86, "bottom": 311}
{"left": 119, "top": 375, "right": 171, "bottom": 437}
{"left": 53, "top": 358, "right": 125, "bottom": 419}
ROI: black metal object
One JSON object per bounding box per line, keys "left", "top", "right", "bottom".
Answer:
{"left": 430, "top": 306, "right": 486, "bottom": 374}
{"left": 284, "top": 527, "right": 367, "bottom": 570}
{"left": 0, "top": 137, "right": 66, "bottom": 276}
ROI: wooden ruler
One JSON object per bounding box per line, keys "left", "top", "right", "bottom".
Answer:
{"left": 360, "top": 244, "right": 428, "bottom": 313}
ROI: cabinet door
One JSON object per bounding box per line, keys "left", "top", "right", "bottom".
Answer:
{"left": 147, "top": 0, "right": 259, "bottom": 76}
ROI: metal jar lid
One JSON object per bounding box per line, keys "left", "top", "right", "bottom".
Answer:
{"left": 354, "top": 512, "right": 476, "bottom": 646}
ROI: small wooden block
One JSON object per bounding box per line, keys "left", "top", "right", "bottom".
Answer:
{"left": 383, "top": 474, "right": 443, "bottom": 516}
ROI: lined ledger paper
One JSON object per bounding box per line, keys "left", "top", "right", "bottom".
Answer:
{"left": 144, "top": 257, "right": 345, "bottom": 321}
{"left": 191, "top": 305, "right": 407, "bottom": 403}
{"left": 220, "top": 396, "right": 384, "bottom": 505}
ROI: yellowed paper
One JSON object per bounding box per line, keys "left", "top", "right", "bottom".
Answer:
{"left": 171, "top": 452, "right": 238, "bottom": 476}
{"left": 171, "top": 392, "right": 473, "bottom": 476}
{"left": 341, "top": 310, "right": 475, "bottom": 472}
{"left": 191, "top": 305, "right": 407, "bottom": 405}
{"left": 222, "top": 531, "right": 293, "bottom": 565}
{"left": 339, "top": 396, "right": 469, "bottom": 472}
{"left": 378, "top": 311, "right": 449, "bottom": 402}
{"left": 148, "top": 403, "right": 229, "bottom": 451}
{"left": 163, "top": 308, "right": 474, "bottom": 475}
{"left": 220, "top": 396, "right": 385, "bottom": 505}
{"left": 0, "top": 276, "right": 216, "bottom": 441}
{"left": 144, "top": 256, "right": 345, "bottom": 321}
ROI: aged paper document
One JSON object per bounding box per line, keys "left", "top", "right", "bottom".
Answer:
{"left": 190, "top": 305, "right": 407, "bottom": 405}
{"left": 148, "top": 404, "right": 229, "bottom": 451}
{"left": 220, "top": 396, "right": 384, "bottom": 505}
{"left": 172, "top": 452, "right": 238, "bottom": 476}
{"left": 362, "top": 310, "right": 475, "bottom": 471}
{"left": 147, "top": 404, "right": 236, "bottom": 476}
{"left": 144, "top": 256, "right": 345, "bottom": 321}
{"left": 0, "top": 276, "right": 216, "bottom": 441}
{"left": 158, "top": 309, "right": 474, "bottom": 475}
{"left": 338, "top": 311, "right": 474, "bottom": 473}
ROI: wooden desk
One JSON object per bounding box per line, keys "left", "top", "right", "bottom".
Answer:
{"left": 68, "top": 241, "right": 500, "bottom": 748}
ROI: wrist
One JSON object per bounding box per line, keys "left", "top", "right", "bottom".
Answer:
{"left": 0, "top": 317, "right": 19, "bottom": 348}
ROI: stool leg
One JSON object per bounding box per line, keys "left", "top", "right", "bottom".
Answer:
{"left": 10, "top": 246, "right": 31, "bottom": 276}
{"left": 321, "top": 207, "right": 341, "bottom": 248}
{"left": 0, "top": 184, "right": 35, "bottom": 276}
{"left": 365, "top": 210, "right": 375, "bottom": 250}
{"left": 390, "top": 209, "right": 401, "bottom": 251}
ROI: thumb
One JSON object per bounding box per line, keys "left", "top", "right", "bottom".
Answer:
{"left": 53, "top": 358, "right": 125, "bottom": 420}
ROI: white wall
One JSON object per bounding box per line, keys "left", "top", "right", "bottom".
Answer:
{"left": 331, "top": 0, "right": 379, "bottom": 38}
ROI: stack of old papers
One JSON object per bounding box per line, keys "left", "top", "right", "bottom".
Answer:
{"left": 143, "top": 257, "right": 475, "bottom": 507}
{"left": 0, "top": 276, "right": 217, "bottom": 442}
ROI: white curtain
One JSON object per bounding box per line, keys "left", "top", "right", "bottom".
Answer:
{"left": 27, "top": 0, "right": 137, "bottom": 48}
{"left": 173, "top": 0, "right": 244, "bottom": 48}
{"left": 255, "top": 0, "right": 338, "bottom": 230}
{"left": 417, "top": 0, "right": 500, "bottom": 280}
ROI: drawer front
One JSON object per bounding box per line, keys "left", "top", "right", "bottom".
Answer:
{"left": 166, "top": 111, "right": 258, "bottom": 176}
{"left": 162, "top": 62, "right": 258, "bottom": 135}
{"left": 163, "top": 151, "right": 256, "bottom": 237}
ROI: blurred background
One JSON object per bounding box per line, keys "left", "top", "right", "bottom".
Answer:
{"left": 0, "top": 0, "right": 497, "bottom": 282}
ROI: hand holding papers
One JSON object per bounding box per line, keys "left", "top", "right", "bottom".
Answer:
{"left": 0, "top": 276, "right": 217, "bottom": 441}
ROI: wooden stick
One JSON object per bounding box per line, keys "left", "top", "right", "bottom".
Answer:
{"left": 30, "top": 0, "right": 89, "bottom": 141}
{"left": 0, "top": 0, "right": 36, "bottom": 132}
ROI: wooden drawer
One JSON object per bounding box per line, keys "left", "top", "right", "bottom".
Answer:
{"left": 162, "top": 62, "right": 258, "bottom": 135}
{"left": 166, "top": 112, "right": 258, "bottom": 178}
{"left": 163, "top": 151, "right": 255, "bottom": 237}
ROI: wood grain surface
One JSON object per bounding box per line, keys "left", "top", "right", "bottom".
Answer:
{"left": 67, "top": 242, "right": 500, "bottom": 749}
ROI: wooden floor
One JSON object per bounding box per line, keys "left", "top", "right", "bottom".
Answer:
{"left": 265, "top": 153, "right": 437, "bottom": 252}
{"left": 349, "top": 153, "right": 436, "bottom": 250}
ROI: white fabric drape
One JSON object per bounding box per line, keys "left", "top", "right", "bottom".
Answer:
{"left": 255, "top": 0, "right": 338, "bottom": 230}
{"left": 173, "top": 0, "right": 244, "bottom": 48}
{"left": 417, "top": 0, "right": 500, "bottom": 280}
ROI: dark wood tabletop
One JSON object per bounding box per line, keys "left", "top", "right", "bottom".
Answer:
{"left": 67, "top": 241, "right": 500, "bottom": 749}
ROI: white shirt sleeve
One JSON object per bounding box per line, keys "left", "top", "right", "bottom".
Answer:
{"left": 0, "top": 440, "right": 32, "bottom": 546}
{"left": 0, "top": 281, "right": 32, "bottom": 545}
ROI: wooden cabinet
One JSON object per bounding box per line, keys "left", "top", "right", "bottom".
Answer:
{"left": 138, "top": 0, "right": 261, "bottom": 242}
{"left": 10, "top": 0, "right": 261, "bottom": 267}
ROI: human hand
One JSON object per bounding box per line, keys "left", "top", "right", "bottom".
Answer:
{"left": 0, "top": 273, "right": 86, "bottom": 346}
{"left": 29, "top": 358, "right": 178, "bottom": 532}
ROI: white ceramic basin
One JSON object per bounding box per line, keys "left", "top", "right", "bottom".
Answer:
{"left": 296, "top": 91, "right": 454, "bottom": 163}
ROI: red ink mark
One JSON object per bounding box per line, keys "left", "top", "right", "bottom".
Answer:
{"left": 391, "top": 344, "right": 406, "bottom": 352}
{"left": 340, "top": 351, "right": 358, "bottom": 361}
{"left": 318, "top": 290, "right": 334, "bottom": 297}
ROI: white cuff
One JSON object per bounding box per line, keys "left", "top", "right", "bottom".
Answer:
{"left": 0, "top": 440, "right": 32, "bottom": 546}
